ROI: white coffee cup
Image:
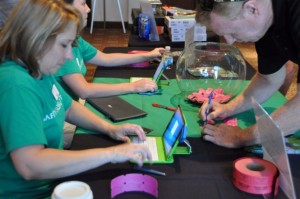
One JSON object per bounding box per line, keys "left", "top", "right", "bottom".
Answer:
{"left": 52, "top": 181, "right": 93, "bottom": 199}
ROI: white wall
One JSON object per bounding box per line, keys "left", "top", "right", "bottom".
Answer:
{"left": 92, "top": 0, "right": 141, "bottom": 24}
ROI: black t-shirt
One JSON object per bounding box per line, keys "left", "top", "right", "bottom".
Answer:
{"left": 255, "top": 0, "right": 300, "bottom": 82}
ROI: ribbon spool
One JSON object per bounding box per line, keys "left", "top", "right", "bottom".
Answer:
{"left": 111, "top": 173, "right": 158, "bottom": 198}
{"left": 232, "top": 157, "right": 279, "bottom": 195}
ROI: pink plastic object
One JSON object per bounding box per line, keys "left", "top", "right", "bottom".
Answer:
{"left": 128, "top": 50, "right": 150, "bottom": 68}
{"left": 111, "top": 173, "right": 158, "bottom": 198}
{"left": 187, "top": 88, "right": 231, "bottom": 104}
{"left": 223, "top": 118, "right": 238, "bottom": 126}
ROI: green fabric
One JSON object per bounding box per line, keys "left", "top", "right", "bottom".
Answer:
{"left": 55, "top": 37, "right": 97, "bottom": 100}
{"left": 0, "top": 61, "right": 72, "bottom": 198}
{"left": 76, "top": 78, "right": 289, "bottom": 138}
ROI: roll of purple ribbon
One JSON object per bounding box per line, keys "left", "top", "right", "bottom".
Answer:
{"left": 111, "top": 173, "right": 158, "bottom": 198}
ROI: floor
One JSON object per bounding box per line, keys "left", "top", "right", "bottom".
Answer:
{"left": 82, "top": 28, "right": 297, "bottom": 100}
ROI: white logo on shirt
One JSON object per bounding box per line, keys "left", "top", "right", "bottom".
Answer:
{"left": 76, "top": 58, "right": 83, "bottom": 70}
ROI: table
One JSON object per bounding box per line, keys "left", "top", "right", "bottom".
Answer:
{"left": 128, "top": 32, "right": 220, "bottom": 48}
{"left": 95, "top": 47, "right": 256, "bottom": 80}
{"left": 60, "top": 47, "right": 299, "bottom": 199}
{"left": 66, "top": 124, "right": 300, "bottom": 199}
{"left": 129, "top": 8, "right": 220, "bottom": 48}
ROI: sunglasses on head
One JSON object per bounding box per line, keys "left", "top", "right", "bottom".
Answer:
{"left": 198, "top": 0, "right": 246, "bottom": 11}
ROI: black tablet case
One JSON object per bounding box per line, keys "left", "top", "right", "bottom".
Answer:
{"left": 86, "top": 96, "right": 147, "bottom": 122}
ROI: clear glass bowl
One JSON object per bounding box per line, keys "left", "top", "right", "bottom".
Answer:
{"left": 176, "top": 42, "right": 246, "bottom": 101}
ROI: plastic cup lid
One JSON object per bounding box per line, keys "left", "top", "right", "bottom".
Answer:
{"left": 52, "top": 181, "right": 93, "bottom": 199}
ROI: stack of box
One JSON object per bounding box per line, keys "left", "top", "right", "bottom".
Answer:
{"left": 185, "top": 24, "right": 207, "bottom": 48}
{"left": 161, "top": 6, "right": 177, "bottom": 16}
{"left": 164, "top": 16, "right": 196, "bottom": 42}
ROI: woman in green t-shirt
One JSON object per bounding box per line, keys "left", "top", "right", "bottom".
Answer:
{"left": 0, "top": 0, "right": 151, "bottom": 198}
{"left": 56, "top": 0, "right": 165, "bottom": 100}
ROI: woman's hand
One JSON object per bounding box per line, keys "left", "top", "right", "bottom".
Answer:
{"left": 131, "top": 78, "right": 158, "bottom": 93}
{"left": 110, "top": 143, "right": 152, "bottom": 167}
{"left": 147, "top": 47, "right": 165, "bottom": 62}
{"left": 108, "top": 123, "right": 146, "bottom": 142}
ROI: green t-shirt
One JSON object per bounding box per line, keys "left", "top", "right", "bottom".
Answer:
{"left": 0, "top": 61, "right": 72, "bottom": 198}
{"left": 55, "top": 37, "right": 97, "bottom": 100}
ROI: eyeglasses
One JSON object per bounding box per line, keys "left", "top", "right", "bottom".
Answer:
{"left": 198, "top": 0, "right": 246, "bottom": 11}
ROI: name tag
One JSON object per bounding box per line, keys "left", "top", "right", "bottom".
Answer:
{"left": 52, "top": 84, "right": 59, "bottom": 100}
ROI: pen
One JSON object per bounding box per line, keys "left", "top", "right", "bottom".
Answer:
{"left": 133, "top": 166, "right": 166, "bottom": 176}
{"left": 204, "top": 91, "right": 213, "bottom": 125}
{"left": 152, "top": 103, "right": 176, "bottom": 111}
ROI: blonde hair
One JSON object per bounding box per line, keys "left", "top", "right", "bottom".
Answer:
{"left": 196, "top": 1, "right": 245, "bottom": 26}
{"left": 0, "top": 0, "right": 83, "bottom": 78}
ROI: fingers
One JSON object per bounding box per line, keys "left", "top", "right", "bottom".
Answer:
{"left": 199, "top": 101, "right": 221, "bottom": 121}
{"left": 134, "top": 79, "right": 157, "bottom": 92}
{"left": 131, "top": 145, "right": 152, "bottom": 167}
{"left": 122, "top": 124, "right": 146, "bottom": 141}
{"left": 133, "top": 125, "right": 146, "bottom": 141}
{"left": 201, "top": 124, "right": 241, "bottom": 148}
{"left": 199, "top": 101, "right": 208, "bottom": 119}
{"left": 202, "top": 124, "right": 215, "bottom": 136}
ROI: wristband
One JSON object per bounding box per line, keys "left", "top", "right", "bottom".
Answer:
{"left": 111, "top": 173, "right": 158, "bottom": 198}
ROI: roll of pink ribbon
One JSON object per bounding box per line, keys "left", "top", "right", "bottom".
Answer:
{"left": 232, "top": 157, "right": 279, "bottom": 195}
{"left": 111, "top": 173, "right": 158, "bottom": 198}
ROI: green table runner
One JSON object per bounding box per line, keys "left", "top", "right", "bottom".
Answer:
{"left": 76, "top": 78, "right": 287, "bottom": 137}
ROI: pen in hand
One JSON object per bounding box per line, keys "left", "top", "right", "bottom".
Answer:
{"left": 204, "top": 91, "right": 213, "bottom": 125}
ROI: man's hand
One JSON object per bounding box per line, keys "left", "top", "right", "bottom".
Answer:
{"left": 202, "top": 124, "right": 257, "bottom": 148}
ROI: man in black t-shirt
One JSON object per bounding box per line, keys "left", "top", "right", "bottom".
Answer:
{"left": 196, "top": 0, "right": 300, "bottom": 148}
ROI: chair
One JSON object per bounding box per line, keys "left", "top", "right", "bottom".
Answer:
{"left": 90, "top": 0, "right": 126, "bottom": 34}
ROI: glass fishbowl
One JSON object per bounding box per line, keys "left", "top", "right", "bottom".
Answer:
{"left": 175, "top": 42, "right": 246, "bottom": 105}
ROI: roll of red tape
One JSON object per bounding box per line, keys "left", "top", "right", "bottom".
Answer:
{"left": 232, "top": 157, "right": 279, "bottom": 195}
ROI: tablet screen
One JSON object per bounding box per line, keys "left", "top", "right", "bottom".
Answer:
{"left": 163, "top": 106, "right": 185, "bottom": 157}
{"left": 153, "top": 61, "right": 165, "bottom": 83}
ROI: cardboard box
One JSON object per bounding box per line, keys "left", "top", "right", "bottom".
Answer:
{"left": 170, "top": 33, "right": 185, "bottom": 42}
{"left": 161, "top": 6, "right": 177, "bottom": 15}
{"left": 168, "top": 27, "right": 186, "bottom": 35}
{"left": 164, "top": 16, "right": 195, "bottom": 28}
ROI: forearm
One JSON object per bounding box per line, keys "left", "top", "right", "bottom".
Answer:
{"left": 226, "top": 70, "right": 284, "bottom": 116}
{"left": 89, "top": 48, "right": 164, "bottom": 67}
{"left": 14, "top": 147, "right": 116, "bottom": 179}
{"left": 66, "top": 101, "right": 114, "bottom": 134}
{"left": 80, "top": 82, "right": 135, "bottom": 98}
{"left": 90, "top": 52, "right": 150, "bottom": 67}
{"left": 271, "top": 86, "right": 300, "bottom": 136}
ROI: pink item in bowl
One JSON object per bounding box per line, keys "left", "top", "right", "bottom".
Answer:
{"left": 187, "top": 88, "right": 231, "bottom": 104}
{"left": 128, "top": 50, "right": 150, "bottom": 68}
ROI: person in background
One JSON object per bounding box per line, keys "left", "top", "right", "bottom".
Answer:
{"left": 0, "top": 0, "right": 18, "bottom": 29}
{"left": 0, "top": 0, "right": 151, "bottom": 198}
{"left": 196, "top": 0, "right": 300, "bottom": 148}
{"left": 56, "top": 0, "right": 165, "bottom": 100}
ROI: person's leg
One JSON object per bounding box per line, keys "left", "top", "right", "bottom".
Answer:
{"left": 279, "top": 61, "right": 296, "bottom": 96}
